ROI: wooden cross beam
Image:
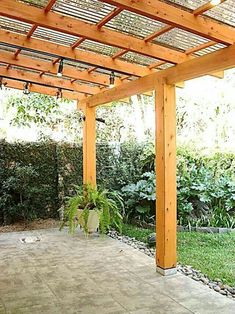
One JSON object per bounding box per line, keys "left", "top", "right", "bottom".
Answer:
{"left": 80, "top": 43, "right": 235, "bottom": 107}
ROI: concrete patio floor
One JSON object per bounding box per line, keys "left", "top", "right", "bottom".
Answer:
{"left": 0, "top": 229, "right": 234, "bottom": 314}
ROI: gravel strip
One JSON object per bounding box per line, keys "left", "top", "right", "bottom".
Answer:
{"left": 108, "top": 230, "right": 235, "bottom": 300}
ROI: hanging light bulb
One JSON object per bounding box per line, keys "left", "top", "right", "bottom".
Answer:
{"left": 210, "top": 0, "right": 221, "bottom": 6}
{"left": 57, "top": 58, "right": 64, "bottom": 77}
{"left": 23, "top": 82, "right": 30, "bottom": 95}
{"left": 56, "top": 88, "right": 62, "bottom": 99}
{"left": 109, "top": 71, "right": 115, "bottom": 88}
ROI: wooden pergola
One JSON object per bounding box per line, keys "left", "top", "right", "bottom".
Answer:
{"left": 0, "top": 0, "right": 235, "bottom": 275}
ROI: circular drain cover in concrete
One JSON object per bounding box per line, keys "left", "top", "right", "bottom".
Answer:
{"left": 20, "top": 236, "right": 41, "bottom": 243}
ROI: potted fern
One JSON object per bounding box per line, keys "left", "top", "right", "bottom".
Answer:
{"left": 60, "top": 184, "right": 123, "bottom": 235}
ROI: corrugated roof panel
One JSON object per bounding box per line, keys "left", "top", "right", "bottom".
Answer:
{"left": 78, "top": 40, "right": 119, "bottom": 56}
{"left": 52, "top": 0, "right": 115, "bottom": 23}
{"left": 206, "top": 0, "right": 235, "bottom": 27}
{"left": 155, "top": 28, "right": 210, "bottom": 51}
{"left": 105, "top": 10, "right": 166, "bottom": 39}
{"left": 33, "top": 27, "right": 79, "bottom": 46}
{"left": 194, "top": 43, "right": 227, "bottom": 56}
{"left": 121, "top": 51, "right": 160, "bottom": 66}
{"left": 0, "top": 16, "right": 32, "bottom": 35}
{"left": 161, "top": 0, "right": 208, "bottom": 10}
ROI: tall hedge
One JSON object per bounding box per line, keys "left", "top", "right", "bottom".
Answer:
{"left": 0, "top": 140, "right": 144, "bottom": 224}
{"left": 1, "top": 140, "right": 234, "bottom": 226}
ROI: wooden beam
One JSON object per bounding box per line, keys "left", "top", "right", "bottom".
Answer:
{"left": 44, "top": 0, "right": 57, "bottom": 13}
{"left": 148, "top": 61, "right": 165, "bottom": 70}
{"left": 96, "top": 7, "right": 123, "bottom": 28}
{"left": 100, "top": 0, "right": 235, "bottom": 45}
{"left": 3, "top": 78, "right": 81, "bottom": 100}
{"left": 0, "top": 50, "right": 113, "bottom": 86}
{"left": 193, "top": 0, "right": 226, "bottom": 16}
{"left": 144, "top": 26, "right": 174, "bottom": 43}
{"left": 82, "top": 103, "right": 96, "bottom": 186}
{"left": 71, "top": 37, "right": 86, "bottom": 49}
{"left": 81, "top": 43, "right": 235, "bottom": 107}
{"left": 185, "top": 41, "right": 216, "bottom": 55}
{"left": 26, "top": 24, "right": 38, "bottom": 39}
{"left": 208, "top": 71, "right": 224, "bottom": 79}
{"left": 0, "top": 67, "right": 98, "bottom": 94}
{"left": 166, "top": 44, "right": 235, "bottom": 84}
{"left": 0, "top": 0, "right": 188, "bottom": 64}
{"left": 0, "top": 30, "right": 153, "bottom": 77}
{"left": 155, "top": 79, "right": 177, "bottom": 274}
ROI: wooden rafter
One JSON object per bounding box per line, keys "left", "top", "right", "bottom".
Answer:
{"left": 111, "top": 24, "right": 175, "bottom": 63}
{"left": 185, "top": 41, "right": 216, "bottom": 55}
{"left": 69, "top": 7, "right": 123, "bottom": 69}
{"left": 0, "top": 67, "right": 100, "bottom": 95}
{"left": 7, "top": 0, "right": 58, "bottom": 70}
{"left": 96, "top": 7, "right": 123, "bottom": 28}
{"left": 2, "top": 78, "right": 81, "bottom": 100}
{"left": 99, "top": 0, "right": 235, "bottom": 45}
{"left": 0, "top": 30, "right": 153, "bottom": 77}
{"left": 44, "top": 0, "right": 58, "bottom": 13}
{"left": 0, "top": 50, "right": 117, "bottom": 86}
{"left": 0, "top": 0, "right": 188, "bottom": 64}
{"left": 144, "top": 26, "right": 174, "bottom": 43}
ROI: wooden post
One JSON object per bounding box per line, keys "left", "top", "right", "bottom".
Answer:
{"left": 155, "top": 79, "right": 177, "bottom": 275}
{"left": 82, "top": 103, "right": 96, "bottom": 186}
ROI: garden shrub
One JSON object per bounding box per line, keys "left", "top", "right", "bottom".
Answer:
{"left": 0, "top": 140, "right": 234, "bottom": 227}
{"left": 0, "top": 141, "right": 58, "bottom": 224}
{"left": 121, "top": 145, "right": 235, "bottom": 227}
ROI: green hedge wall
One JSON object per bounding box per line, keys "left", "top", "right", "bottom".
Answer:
{"left": 1, "top": 140, "right": 234, "bottom": 227}
{"left": 0, "top": 140, "right": 144, "bottom": 224}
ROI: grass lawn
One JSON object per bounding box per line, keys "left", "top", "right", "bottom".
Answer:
{"left": 121, "top": 224, "right": 235, "bottom": 287}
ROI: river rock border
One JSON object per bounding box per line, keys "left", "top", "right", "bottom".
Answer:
{"left": 108, "top": 230, "right": 235, "bottom": 300}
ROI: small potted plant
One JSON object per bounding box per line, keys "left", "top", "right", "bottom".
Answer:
{"left": 60, "top": 184, "right": 123, "bottom": 235}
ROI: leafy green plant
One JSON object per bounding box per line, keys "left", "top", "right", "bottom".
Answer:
{"left": 177, "top": 147, "right": 235, "bottom": 228}
{"left": 60, "top": 184, "right": 123, "bottom": 235}
{"left": 121, "top": 172, "right": 156, "bottom": 223}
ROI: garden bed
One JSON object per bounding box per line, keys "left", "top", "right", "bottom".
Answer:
{"left": 0, "top": 218, "right": 60, "bottom": 233}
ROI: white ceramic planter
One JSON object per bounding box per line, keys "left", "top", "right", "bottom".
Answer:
{"left": 77, "top": 209, "right": 99, "bottom": 233}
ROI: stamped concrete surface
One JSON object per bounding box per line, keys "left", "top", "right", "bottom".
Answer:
{"left": 0, "top": 229, "right": 234, "bottom": 314}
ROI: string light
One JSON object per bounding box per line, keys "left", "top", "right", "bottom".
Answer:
{"left": 23, "top": 82, "right": 30, "bottom": 95}
{"left": 57, "top": 58, "right": 64, "bottom": 77}
{"left": 109, "top": 71, "right": 115, "bottom": 88}
{"left": 56, "top": 88, "right": 62, "bottom": 99}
